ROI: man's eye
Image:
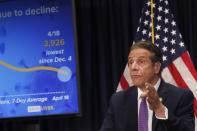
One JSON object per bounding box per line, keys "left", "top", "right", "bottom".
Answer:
{"left": 129, "top": 60, "right": 133, "bottom": 64}
{"left": 139, "top": 60, "right": 145, "bottom": 64}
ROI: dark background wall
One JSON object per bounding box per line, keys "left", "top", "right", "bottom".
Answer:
{"left": 0, "top": 0, "right": 197, "bottom": 130}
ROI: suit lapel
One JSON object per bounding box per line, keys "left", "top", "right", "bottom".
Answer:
{"left": 125, "top": 86, "right": 138, "bottom": 131}
{"left": 152, "top": 80, "right": 168, "bottom": 131}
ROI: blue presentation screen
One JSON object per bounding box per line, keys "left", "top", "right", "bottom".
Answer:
{"left": 0, "top": 0, "right": 81, "bottom": 118}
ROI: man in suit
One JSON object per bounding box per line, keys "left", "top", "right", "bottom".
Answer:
{"left": 100, "top": 41, "right": 194, "bottom": 131}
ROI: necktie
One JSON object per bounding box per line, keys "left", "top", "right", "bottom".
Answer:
{"left": 138, "top": 98, "right": 148, "bottom": 131}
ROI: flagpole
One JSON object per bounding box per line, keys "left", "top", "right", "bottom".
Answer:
{"left": 151, "top": 0, "right": 154, "bottom": 44}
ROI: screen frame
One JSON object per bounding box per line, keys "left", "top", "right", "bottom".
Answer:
{"left": 0, "top": 0, "right": 82, "bottom": 119}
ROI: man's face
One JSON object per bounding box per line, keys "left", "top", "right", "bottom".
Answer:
{"left": 128, "top": 48, "right": 160, "bottom": 88}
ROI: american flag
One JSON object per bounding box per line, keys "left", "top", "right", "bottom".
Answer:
{"left": 117, "top": 0, "right": 197, "bottom": 127}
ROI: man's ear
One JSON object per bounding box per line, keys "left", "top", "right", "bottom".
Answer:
{"left": 154, "top": 62, "right": 161, "bottom": 75}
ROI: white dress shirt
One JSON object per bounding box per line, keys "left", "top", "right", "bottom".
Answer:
{"left": 137, "top": 79, "right": 168, "bottom": 131}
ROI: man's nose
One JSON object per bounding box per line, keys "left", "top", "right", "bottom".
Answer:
{"left": 131, "top": 61, "right": 139, "bottom": 70}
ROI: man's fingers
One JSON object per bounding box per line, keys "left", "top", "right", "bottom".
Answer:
{"left": 144, "top": 82, "right": 161, "bottom": 111}
{"left": 145, "top": 83, "right": 156, "bottom": 97}
{"left": 141, "top": 91, "right": 148, "bottom": 98}
{"left": 145, "top": 82, "right": 154, "bottom": 91}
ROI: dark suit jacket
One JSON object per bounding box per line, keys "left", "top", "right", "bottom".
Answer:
{"left": 100, "top": 81, "right": 194, "bottom": 131}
